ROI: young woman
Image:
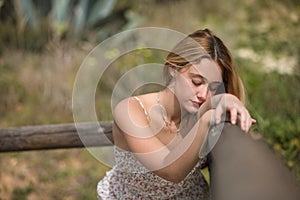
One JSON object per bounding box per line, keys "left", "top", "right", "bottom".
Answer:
{"left": 97, "top": 28, "right": 255, "bottom": 199}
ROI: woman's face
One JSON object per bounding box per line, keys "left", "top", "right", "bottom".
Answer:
{"left": 173, "top": 58, "right": 223, "bottom": 114}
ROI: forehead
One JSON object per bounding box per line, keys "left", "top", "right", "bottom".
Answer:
{"left": 184, "top": 58, "right": 222, "bottom": 82}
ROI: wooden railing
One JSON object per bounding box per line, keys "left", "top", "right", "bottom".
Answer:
{"left": 0, "top": 121, "right": 113, "bottom": 152}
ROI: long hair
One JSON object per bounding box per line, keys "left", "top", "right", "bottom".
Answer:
{"left": 163, "top": 29, "right": 245, "bottom": 103}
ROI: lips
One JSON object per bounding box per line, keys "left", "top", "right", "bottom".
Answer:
{"left": 192, "top": 100, "right": 202, "bottom": 107}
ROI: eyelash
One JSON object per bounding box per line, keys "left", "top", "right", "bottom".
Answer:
{"left": 192, "top": 80, "right": 203, "bottom": 86}
{"left": 192, "top": 80, "right": 221, "bottom": 93}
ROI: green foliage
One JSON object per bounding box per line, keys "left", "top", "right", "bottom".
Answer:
{"left": 12, "top": 184, "right": 34, "bottom": 200}
{"left": 231, "top": 0, "right": 300, "bottom": 179}
{"left": 0, "top": 0, "right": 139, "bottom": 53}
{"left": 13, "top": 0, "right": 118, "bottom": 38}
{"left": 236, "top": 0, "right": 300, "bottom": 72}
{"left": 0, "top": 20, "right": 50, "bottom": 53}
{"left": 237, "top": 58, "right": 300, "bottom": 180}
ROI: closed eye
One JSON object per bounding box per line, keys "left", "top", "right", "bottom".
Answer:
{"left": 192, "top": 79, "right": 203, "bottom": 86}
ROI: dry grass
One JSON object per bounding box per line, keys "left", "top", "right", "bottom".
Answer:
{"left": 0, "top": 41, "right": 93, "bottom": 127}
{"left": 0, "top": 149, "right": 110, "bottom": 200}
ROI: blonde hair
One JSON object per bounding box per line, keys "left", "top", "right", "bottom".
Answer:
{"left": 163, "top": 28, "right": 245, "bottom": 103}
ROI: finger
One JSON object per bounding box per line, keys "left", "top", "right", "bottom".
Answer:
{"left": 215, "top": 104, "right": 223, "bottom": 124}
{"left": 245, "top": 117, "right": 256, "bottom": 133}
{"left": 244, "top": 110, "right": 251, "bottom": 132}
{"left": 229, "top": 106, "right": 238, "bottom": 125}
{"left": 246, "top": 112, "right": 255, "bottom": 132}
{"left": 240, "top": 110, "right": 246, "bottom": 131}
{"left": 239, "top": 107, "right": 249, "bottom": 131}
{"left": 246, "top": 115, "right": 252, "bottom": 132}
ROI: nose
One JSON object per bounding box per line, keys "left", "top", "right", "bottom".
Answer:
{"left": 196, "top": 84, "right": 209, "bottom": 101}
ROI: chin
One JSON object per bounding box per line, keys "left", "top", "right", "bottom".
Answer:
{"left": 184, "top": 104, "right": 198, "bottom": 114}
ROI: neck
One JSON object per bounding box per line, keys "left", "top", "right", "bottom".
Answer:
{"left": 159, "top": 88, "right": 186, "bottom": 125}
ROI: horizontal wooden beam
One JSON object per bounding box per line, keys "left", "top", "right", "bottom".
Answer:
{"left": 0, "top": 121, "right": 113, "bottom": 152}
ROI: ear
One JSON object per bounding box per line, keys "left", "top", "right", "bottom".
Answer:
{"left": 168, "top": 66, "right": 177, "bottom": 77}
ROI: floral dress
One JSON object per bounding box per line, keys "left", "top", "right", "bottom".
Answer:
{"left": 97, "top": 146, "right": 209, "bottom": 199}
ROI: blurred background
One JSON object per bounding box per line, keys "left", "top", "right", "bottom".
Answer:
{"left": 0, "top": 0, "right": 299, "bottom": 199}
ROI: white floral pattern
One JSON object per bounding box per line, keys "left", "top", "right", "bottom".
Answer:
{"left": 97, "top": 147, "right": 209, "bottom": 199}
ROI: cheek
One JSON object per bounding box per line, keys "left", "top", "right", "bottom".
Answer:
{"left": 206, "top": 92, "right": 212, "bottom": 99}
{"left": 174, "top": 77, "right": 194, "bottom": 98}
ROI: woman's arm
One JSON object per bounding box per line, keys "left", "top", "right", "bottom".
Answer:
{"left": 114, "top": 98, "right": 213, "bottom": 183}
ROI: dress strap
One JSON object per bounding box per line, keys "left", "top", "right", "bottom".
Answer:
{"left": 133, "top": 96, "right": 151, "bottom": 122}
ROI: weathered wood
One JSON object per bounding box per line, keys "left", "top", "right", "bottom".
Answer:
{"left": 208, "top": 123, "right": 300, "bottom": 200}
{"left": 0, "top": 121, "right": 113, "bottom": 152}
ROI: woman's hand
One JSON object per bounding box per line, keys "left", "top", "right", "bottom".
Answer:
{"left": 215, "top": 94, "right": 256, "bottom": 132}
{"left": 198, "top": 94, "right": 256, "bottom": 132}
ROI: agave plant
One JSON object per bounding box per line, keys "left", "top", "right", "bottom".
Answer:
{"left": 11, "top": 0, "right": 138, "bottom": 40}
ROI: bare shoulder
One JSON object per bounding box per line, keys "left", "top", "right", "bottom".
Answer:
{"left": 113, "top": 93, "right": 157, "bottom": 129}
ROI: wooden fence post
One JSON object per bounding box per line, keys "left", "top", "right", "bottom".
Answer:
{"left": 208, "top": 123, "right": 300, "bottom": 200}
